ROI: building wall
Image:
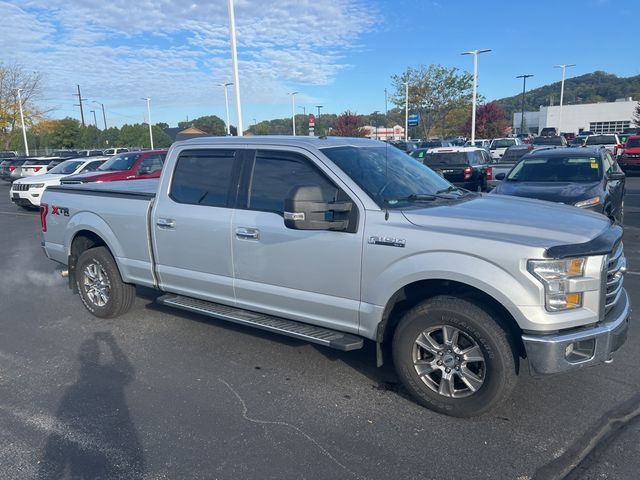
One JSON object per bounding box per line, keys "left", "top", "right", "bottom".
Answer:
{"left": 362, "top": 125, "right": 405, "bottom": 140}
{"left": 514, "top": 99, "right": 636, "bottom": 135}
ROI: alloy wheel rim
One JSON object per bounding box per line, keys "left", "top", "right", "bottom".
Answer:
{"left": 82, "top": 261, "right": 111, "bottom": 307}
{"left": 412, "top": 325, "right": 486, "bottom": 398}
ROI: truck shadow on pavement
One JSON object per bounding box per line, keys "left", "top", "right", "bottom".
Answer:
{"left": 37, "top": 332, "right": 145, "bottom": 480}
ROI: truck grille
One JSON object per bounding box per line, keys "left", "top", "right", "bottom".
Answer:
{"left": 12, "top": 183, "right": 30, "bottom": 191}
{"left": 605, "top": 243, "right": 626, "bottom": 313}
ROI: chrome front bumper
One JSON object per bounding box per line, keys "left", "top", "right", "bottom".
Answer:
{"left": 522, "top": 290, "right": 630, "bottom": 376}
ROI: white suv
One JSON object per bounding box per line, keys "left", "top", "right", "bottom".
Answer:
{"left": 489, "top": 137, "right": 521, "bottom": 160}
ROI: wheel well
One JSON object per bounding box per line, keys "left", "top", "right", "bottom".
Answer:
{"left": 378, "top": 279, "right": 525, "bottom": 363}
{"left": 71, "top": 230, "right": 108, "bottom": 259}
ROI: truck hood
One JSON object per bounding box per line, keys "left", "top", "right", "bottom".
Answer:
{"left": 61, "top": 170, "right": 126, "bottom": 183}
{"left": 13, "top": 172, "right": 66, "bottom": 185}
{"left": 401, "top": 194, "right": 611, "bottom": 250}
{"left": 492, "top": 181, "right": 601, "bottom": 205}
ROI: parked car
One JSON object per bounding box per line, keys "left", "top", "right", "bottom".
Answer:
{"left": 489, "top": 137, "right": 521, "bottom": 160}
{"left": 463, "top": 139, "right": 491, "bottom": 149}
{"left": 417, "top": 139, "right": 453, "bottom": 149}
{"left": 13, "top": 158, "right": 61, "bottom": 180}
{"left": 532, "top": 135, "right": 567, "bottom": 147}
{"left": 41, "top": 136, "right": 629, "bottom": 417}
{"left": 388, "top": 140, "right": 417, "bottom": 153}
{"left": 569, "top": 136, "right": 587, "bottom": 147}
{"left": 618, "top": 135, "right": 640, "bottom": 172}
{"left": 60, "top": 150, "right": 167, "bottom": 184}
{"left": 492, "top": 147, "right": 625, "bottom": 222}
{"left": 10, "top": 157, "right": 108, "bottom": 208}
{"left": 102, "top": 147, "right": 129, "bottom": 156}
{"left": 486, "top": 144, "right": 535, "bottom": 189}
{"left": 0, "top": 151, "right": 18, "bottom": 159}
{"left": 77, "top": 149, "right": 105, "bottom": 157}
{"left": 0, "top": 158, "right": 27, "bottom": 182}
{"left": 584, "top": 134, "right": 622, "bottom": 156}
{"left": 412, "top": 147, "right": 493, "bottom": 191}
{"left": 539, "top": 127, "right": 558, "bottom": 137}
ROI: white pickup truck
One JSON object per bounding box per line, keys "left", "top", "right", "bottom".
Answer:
{"left": 40, "top": 136, "right": 630, "bottom": 417}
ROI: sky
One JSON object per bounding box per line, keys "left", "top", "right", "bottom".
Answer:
{"left": 1, "top": 0, "right": 638, "bottom": 129}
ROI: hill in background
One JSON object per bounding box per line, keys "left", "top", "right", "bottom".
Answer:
{"left": 495, "top": 71, "right": 640, "bottom": 116}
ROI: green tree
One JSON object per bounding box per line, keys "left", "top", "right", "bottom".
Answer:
{"left": 178, "top": 115, "right": 226, "bottom": 135}
{"left": 634, "top": 101, "right": 640, "bottom": 127}
{"left": 79, "top": 125, "right": 101, "bottom": 148}
{"left": 49, "top": 117, "right": 81, "bottom": 148}
{"left": 391, "top": 65, "right": 473, "bottom": 138}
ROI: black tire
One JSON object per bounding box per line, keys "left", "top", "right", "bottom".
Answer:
{"left": 392, "top": 296, "right": 518, "bottom": 417}
{"left": 76, "top": 246, "right": 136, "bottom": 318}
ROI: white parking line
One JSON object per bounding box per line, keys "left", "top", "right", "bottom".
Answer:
{"left": 0, "top": 211, "right": 36, "bottom": 217}
{"left": 627, "top": 271, "right": 640, "bottom": 276}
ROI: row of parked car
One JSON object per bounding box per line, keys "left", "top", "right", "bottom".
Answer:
{"left": 408, "top": 135, "right": 632, "bottom": 223}
{"left": 4, "top": 150, "right": 167, "bottom": 209}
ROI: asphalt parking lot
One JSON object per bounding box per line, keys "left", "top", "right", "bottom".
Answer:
{"left": 0, "top": 179, "right": 639, "bottom": 480}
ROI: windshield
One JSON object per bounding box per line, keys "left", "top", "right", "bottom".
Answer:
{"left": 321, "top": 145, "right": 456, "bottom": 208}
{"left": 98, "top": 153, "right": 140, "bottom": 171}
{"left": 586, "top": 135, "right": 617, "bottom": 145}
{"left": 422, "top": 152, "right": 471, "bottom": 165}
{"left": 533, "top": 136, "right": 563, "bottom": 145}
{"left": 491, "top": 139, "right": 516, "bottom": 148}
{"left": 48, "top": 159, "right": 84, "bottom": 175}
{"left": 626, "top": 139, "right": 640, "bottom": 148}
{"left": 507, "top": 156, "right": 602, "bottom": 182}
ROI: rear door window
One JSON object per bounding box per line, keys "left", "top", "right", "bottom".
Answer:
{"left": 138, "top": 154, "right": 164, "bottom": 175}
{"left": 170, "top": 149, "right": 238, "bottom": 207}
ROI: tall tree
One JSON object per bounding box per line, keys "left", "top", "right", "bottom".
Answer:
{"left": 331, "top": 111, "right": 366, "bottom": 137}
{"left": 390, "top": 65, "right": 473, "bottom": 138}
{"left": 634, "top": 101, "right": 640, "bottom": 127}
{"left": 178, "top": 115, "right": 226, "bottom": 135}
{"left": 464, "top": 102, "right": 510, "bottom": 138}
{"left": 49, "top": 118, "right": 81, "bottom": 148}
{"left": 0, "top": 63, "right": 44, "bottom": 150}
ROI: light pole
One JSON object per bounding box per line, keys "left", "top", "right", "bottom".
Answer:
{"left": 516, "top": 74, "right": 534, "bottom": 134}
{"left": 288, "top": 92, "right": 299, "bottom": 135}
{"left": 142, "top": 97, "right": 154, "bottom": 149}
{"left": 298, "top": 106, "right": 306, "bottom": 116}
{"left": 227, "top": 0, "right": 243, "bottom": 135}
{"left": 555, "top": 64, "right": 575, "bottom": 136}
{"left": 93, "top": 101, "right": 107, "bottom": 129}
{"left": 90, "top": 109, "right": 98, "bottom": 128}
{"left": 403, "top": 81, "right": 408, "bottom": 141}
{"left": 16, "top": 89, "right": 29, "bottom": 156}
{"left": 315, "top": 105, "right": 323, "bottom": 134}
{"left": 461, "top": 48, "right": 491, "bottom": 143}
{"left": 218, "top": 82, "right": 233, "bottom": 135}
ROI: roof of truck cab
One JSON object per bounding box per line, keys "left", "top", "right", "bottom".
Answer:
{"left": 174, "top": 135, "right": 384, "bottom": 150}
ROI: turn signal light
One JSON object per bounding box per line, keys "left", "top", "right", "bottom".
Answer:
{"left": 463, "top": 166, "right": 473, "bottom": 180}
{"left": 485, "top": 166, "right": 493, "bottom": 181}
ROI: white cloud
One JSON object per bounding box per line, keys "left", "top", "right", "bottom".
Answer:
{"left": 1, "top": 0, "right": 377, "bottom": 124}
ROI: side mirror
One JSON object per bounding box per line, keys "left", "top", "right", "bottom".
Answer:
{"left": 608, "top": 171, "right": 625, "bottom": 181}
{"left": 284, "top": 186, "right": 352, "bottom": 231}
{"left": 495, "top": 173, "right": 506, "bottom": 181}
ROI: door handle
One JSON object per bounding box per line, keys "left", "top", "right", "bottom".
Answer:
{"left": 156, "top": 218, "right": 175, "bottom": 229}
{"left": 235, "top": 227, "right": 259, "bottom": 240}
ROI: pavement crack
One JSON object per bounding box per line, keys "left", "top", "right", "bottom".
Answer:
{"left": 219, "top": 379, "right": 365, "bottom": 479}
{"left": 532, "top": 392, "right": 640, "bottom": 480}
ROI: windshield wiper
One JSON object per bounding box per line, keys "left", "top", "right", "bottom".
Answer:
{"left": 435, "top": 185, "right": 463, "bottom": 195}
{"left": 384, "top": 194, "right": 438, "bottom": 204}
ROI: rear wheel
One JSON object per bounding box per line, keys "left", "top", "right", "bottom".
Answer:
{"left": 76, "top": 247, "right": 136, "bottom": 318}
{"left": 392, "top": 296, "right": 518, "bottom": 417}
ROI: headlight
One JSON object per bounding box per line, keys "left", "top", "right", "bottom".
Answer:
{"left": 528, "top": 258, "right": 585, "bottom": 311}
{"left": 574, "top": 196, "right": 601, "bottom": 208}
{"left": 31, "top": 183, "right": 45, "bottom": 188}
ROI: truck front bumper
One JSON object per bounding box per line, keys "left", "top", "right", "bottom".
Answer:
{"left": 522, "top": 290, "right": 630, "bottom": 376}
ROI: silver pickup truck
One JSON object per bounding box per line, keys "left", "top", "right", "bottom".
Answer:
{"left": 40, "top": 136, "right": 630, "bottom": 417}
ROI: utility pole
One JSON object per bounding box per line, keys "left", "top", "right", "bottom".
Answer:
{"left": 16, "top": 89, "right": 29, "bottom": 156}
{"left": 461, "top": 49, "right": 491, "bottom": 143}
{"left": 315, "top": 105, "right": 323, "bottom": 134}
{"left": 74, "top": 84, "right": 86, "bottom": 127}
{"left": 298, "top": 106, "right": 306, "bottom": 116}
{"left": 516, "top": 74, "right": 534, "bottom": 134}
{"left": 90, "top": 109, "right": 98, "bottom": 128}
{"left": 93, "top": 101, "right": 107, "bottom": 130}
{"left": 227, "top": 0, "right": 243, "bottom": 135}
{"left": 404, "top": 81, "right": 408, "bottom": 141}
{"left": 555, "top": 64, "right": 575, "bottom": 136}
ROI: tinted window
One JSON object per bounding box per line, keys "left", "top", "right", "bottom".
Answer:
{"left": 48, "top": 160, "right": 84, "bottom": 174}
{"left": 586, "top": 135, "right": 617, "bottom": 145}
{"left": 99, "top": 153, "right": 141, "bottom": 171}
{"left": 423, "top": 152, "right": 471, "bottom": 165}
{"left": 138, "top": 154, "right": 164, "bottom": 174}
{"left": 491, "top": 139, "right": 516, "bottom": 148}
{"left": 247, "top": 152, "right": 338, "bottom": 213}
{"left": 507, "top": 156, "right": 602, "bottom": 182}
{"left": 171, "top": 150, "right": 236, "bottom": 207}
{"left": 81, "top": 160, "right": 105, "bottom": 172}
{"left": 501, "top": 147, "right": 530, "bottom": 162}
{"left": 533, "top": 136, "right": 564, "bottom": 146}
{"left": 626, "top": 139, "right": 640, "bottom": 148}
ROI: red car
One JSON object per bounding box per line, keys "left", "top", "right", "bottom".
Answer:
{"left": 618, "top": 135, "right": 640, "bottom": 172}
{"left": 60, "top": 150, "right": 167, "bottom": 184}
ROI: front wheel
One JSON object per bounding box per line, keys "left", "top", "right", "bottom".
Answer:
{"left": 76, "top": 246, "right": 136, "bottom": 318}
{"left": 392, "top": 296, "right": 518, "bottom": 417}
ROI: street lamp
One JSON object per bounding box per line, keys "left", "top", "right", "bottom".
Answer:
{"left": 461, "top": 48, "right": 491, "bottom": 143}
{"left": 16, "top": 89, "right": 29, "bottom": 156}
{"left": 403, "top": 81, "right": 408, "bottom": 141}
{"left": 89, "top": 109, "right": 98, "bottom": 128}
{"left": 93, "top": 101, "right": 107, "bottom": 130}
{"left": 288, "top": 92, "right": 299, "bottom": 135}
{"left": 227, "top": 0, "right": 243, "bottom": 136}
{"left": 142, "top": 97, "right": 154, "bottom": 149}
{"left": 516, "top": 74, "right": 534, "bottom": 134}
{"left": 218, "top": 82, "right": 234, "bottom": 136}
{"left": 315, "top": 105, "right": 323, "bottom": 134}
{"left": 555, "top": 64, "right": 575, "bottom": 136}
{"left": 298, "top": 106, "right": 306, "bottom": 116}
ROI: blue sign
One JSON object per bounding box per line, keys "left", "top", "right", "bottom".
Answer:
{"left": 408, "top": 112, "right": 420, "bottom": 127}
